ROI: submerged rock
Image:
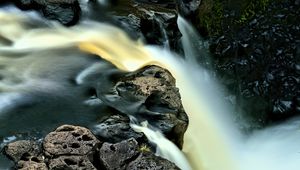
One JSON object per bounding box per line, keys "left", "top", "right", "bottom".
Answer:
{"left": 93, "top": 114, "right": 146, "bottom": 144}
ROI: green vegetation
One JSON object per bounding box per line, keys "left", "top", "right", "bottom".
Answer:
{"left": 235, "top": 0, "right": 270, "bottom": 24}
{"left": 196, "top": 0, "right": 224, "bottom": 36}
{"left": 195, "top": 0, "right": 272, "bottom": 36}
{"left": 139, "top": 144, "right": 151, "bottom": 152}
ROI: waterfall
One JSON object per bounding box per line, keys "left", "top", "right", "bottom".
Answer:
{"left": 1, "top": 10, "right": 300, "bottom": 170}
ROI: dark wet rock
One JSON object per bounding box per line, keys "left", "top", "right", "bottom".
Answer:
{"left": 93, "top": 114, "right": 146, "bottom": 144}
{"left": 178, "top": 0, "right": 201, "bottom": 16}
{"left": 92, "top": 0, "right": 181, "bottom": 49}
{"left": 97, "top": 66, "right": 188, "bottom": 148}
{"left": 126, "top": 152, "right": 180, "bottom": 170}
{"left": 13, "top": 0, "right": 81, "bottom": 26}
{"left": 48, "top": 155, "right": 96, "bottom": 170}
{"left": 43, "top": 125, "right": 100, "bottom": 156}
{"left": 4, "top": 140, "right": 41, "bottom": 162}
{"left": 201, "top": 0, "right": 300, "bottom": 128}
{"left": 99, "top": 138, "right": 139, "bottom": 170}
{"left": 4, "top": 126, "right": 180, "bottom": 170}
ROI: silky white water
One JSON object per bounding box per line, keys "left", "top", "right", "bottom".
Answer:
{"left": 1, "top": 10, "right": 300, "bottom": 170}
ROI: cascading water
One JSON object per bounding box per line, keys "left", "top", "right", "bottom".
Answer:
{"left": 1, "top": 7, "right": 300, "bottom": 170}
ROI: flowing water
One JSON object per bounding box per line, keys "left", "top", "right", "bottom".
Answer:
{"left": 1, "top": 6, "right": 300, "bottom": 170}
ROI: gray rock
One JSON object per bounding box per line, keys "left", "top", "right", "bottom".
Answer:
{"left": 99, "top": 138, "right": 139, "bottom": 170}
{"left": 48, "top": 155, "right": 96, "bottom": 170}
{"left": 93, "top": 114, "right": 145, "bottom": 144}
{"left": 43, "top": 125, "right": 100, "bottom": 156}
{"left": 126, "top": 152, "right": 180, "bottom": 170}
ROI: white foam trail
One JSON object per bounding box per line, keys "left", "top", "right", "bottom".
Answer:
{"left": 0, "top": 93, "right": 22, "bottom": 113}
{"left": 130, "top": 121, "right": 192, "bottom": 170}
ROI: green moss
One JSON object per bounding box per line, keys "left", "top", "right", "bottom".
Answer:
{"left": 139, "top": 144, "right": 151, "bottom": 153}
{"left": 196, "top": 0, "right": 224, "bottom": 36}
{"left": 235, "top": 0, "right": 270, "bottom": 24}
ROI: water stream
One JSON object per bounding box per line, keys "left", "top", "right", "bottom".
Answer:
{"left": 1, "top": 7, "right": 300, "bottom": 170}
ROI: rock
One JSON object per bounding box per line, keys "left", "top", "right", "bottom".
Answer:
{"left": 205, "top": 0, "right": 300, "bottom": 128}
{"left": 93, "top": 114, "right": 146, "bottom": 144}
{"left": 97, "top": 66, "right": 188, "bottom": 148}
{"left": 48, "top": 155, "right": 96, "bottom": 170}
{"left": 17, "top": 158, "right": 48, "bottom": 170}
{"left": 13, "top": 0, "right": 81, "bottom": 26}
{"left": 99, "top": 138, "right": 139, "bottom": 170}
{"left": 4, "top": 140, "right": 41, "bottom": 162}
{"left": 126, "top": 152, "right": 180, "bottom": 170}
{"left": 90, "top": 0, "right": 181, "bottom": 49}
{"left": 4, "top": 125, "right": 180, "bottom": 169}
{"left": 178, "top": 0, "right": 202, "bottom": 16}
{"left": 43, "top": 125, "right": 100, "bottom": 156}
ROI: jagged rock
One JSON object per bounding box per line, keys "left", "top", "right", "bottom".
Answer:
{"left": 13, "top": 0, "right": 81, "bottom": 26}
{"left": 93, "top": 114, "right": 146, "bottom": 144}
{"left": 97, "top": 66, "right": 188, "bottom": 148}
{"left": 126, "top": 152, "right": 180, "bottom": 170}
{"left": 92, "top": 0, "right": 181, "bottom": 49}
{"left": 4, "top": 140, "right": 41, "bottom": 162}
{"left": 43, "top": 125, "right": 100, "bottom": 156}
{"left": 99, "top": 138, "right": 139, "bottom": 170}
{"left": 48, "top": 155, "right": 96, "bottom": 170}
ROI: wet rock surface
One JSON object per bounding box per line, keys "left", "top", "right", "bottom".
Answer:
{"left": 127, "top": 152, "right": 180, "bottom": 170}
{"left": 4, "top": 125, "right": 179, "bottom": 169}
{"left": 13, "top": 0, "right": 81, "bottom": 26}
{"left": 206, "top": 0, "right": 300, "bottom": 127}
{"left": 93, "top": 114, "right": 146, "bottom": 144}
{"left": 97, "top": 66, "right": 188, "bottom": 148}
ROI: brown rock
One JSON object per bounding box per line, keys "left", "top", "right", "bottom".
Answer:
{"left": 43, "top": 125, "right": 100, "bottom": 156}
{"left": 17, "top": 158, "right": 48, "bottom": 170}
{"left": 4, "top": 140, "right": 41, "bottom": 162}
{"left": 97, "top": 66, "right": 188, "bottom": 148}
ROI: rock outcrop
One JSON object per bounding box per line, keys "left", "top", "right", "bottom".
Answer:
{"left": 4, "top": 125, "right": 179, "bottom": 170}
{"left": 96, "top": 66, "right": 188, "bottom": 148}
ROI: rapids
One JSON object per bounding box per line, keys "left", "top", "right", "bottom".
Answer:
{"left": 1, "top": 7, "right": 300, "bottom": 170}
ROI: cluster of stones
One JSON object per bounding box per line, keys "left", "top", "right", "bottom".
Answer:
{"left": 4, "top": 125, "right": 179, "bottom": 170}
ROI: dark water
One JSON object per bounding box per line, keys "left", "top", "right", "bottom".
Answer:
{"left": 0, "top": 46, "right": 122, "bottom": 168}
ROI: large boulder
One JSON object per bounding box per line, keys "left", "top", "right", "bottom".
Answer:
{"left": 97, "top": 66, "right": 188, "bottom": 148}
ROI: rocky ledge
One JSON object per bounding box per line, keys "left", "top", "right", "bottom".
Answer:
{"left": 2, "top": 65, "right": 187, "bottom": 169}
{"left": 4, "top": 125, "right": 179, "bottom": 170}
